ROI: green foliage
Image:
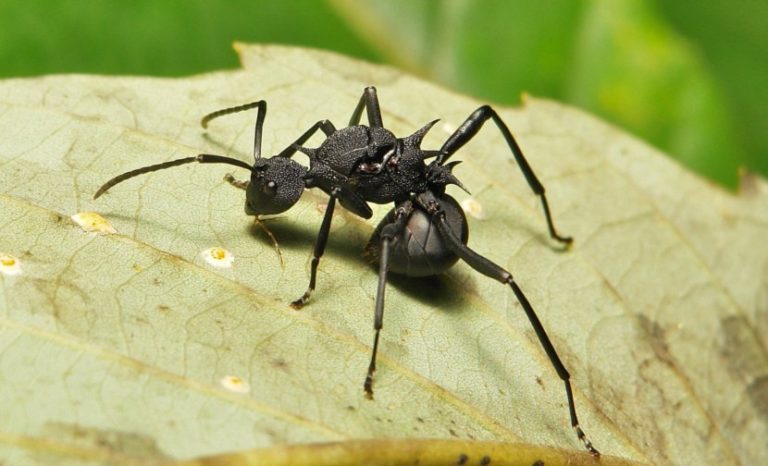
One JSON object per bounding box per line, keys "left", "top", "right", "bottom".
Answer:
{"left": 0, "top": 0, "right": 764, "bottom": 186}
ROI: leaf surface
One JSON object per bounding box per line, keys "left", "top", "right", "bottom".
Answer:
{"left": 0, "top": 44, "right": 766, "bottom": 466}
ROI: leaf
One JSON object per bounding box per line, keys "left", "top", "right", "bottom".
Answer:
{"left": 0, "top": 44, "right": 766, "bottom": 465}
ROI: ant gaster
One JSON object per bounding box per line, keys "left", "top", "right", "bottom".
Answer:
{"left": 94, "top": 87, "right": 599, "bottom": 456}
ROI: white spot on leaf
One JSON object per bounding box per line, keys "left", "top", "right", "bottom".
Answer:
{"left": 202, "top": 247, "right": 234, "bottom": 268}
{"left": 71, "top": 212, "right": 117, "bottom": 234}
{"left": 220, "top": 375, "right": 250, "bottom": 394}
{"left": 460, "top": 198, "right": 485, "bottom": 220}
{"left": 0, "top": 253, "right": 22, "bottom": 276}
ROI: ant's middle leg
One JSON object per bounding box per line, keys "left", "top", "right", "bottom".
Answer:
{"left": 275, "top": 120, "right": 337, "bottom": 158}
{"left": 349, "top": 86, "right": 384, "bottom": 128}
{"left": 222, "top": 173, "right": 284, "bottom": 267}
{"left": 364, "top": 200, "right": 412, "bottom": 398}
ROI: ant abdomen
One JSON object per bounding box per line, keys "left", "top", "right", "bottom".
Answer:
{"left": 367, "top": 194, "right": 468, "bottom": 277}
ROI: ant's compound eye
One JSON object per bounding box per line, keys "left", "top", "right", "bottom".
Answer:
{"left": 245, "top": 157, "right": 308, "bottom": 216}
{"left": 263, "top": 180, "right": 277, "bottom": 196}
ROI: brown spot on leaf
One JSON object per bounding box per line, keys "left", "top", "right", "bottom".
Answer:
{"left": 748, "top": 375, "right": 768, "bottom": 421}
{"left": 721, "top": 316, "right": 766, "bottom": 381}
{"left": 43, "top": 422, "right": 167, "bottom": 459}
{"left": 637, "top": 315, "right": 674, "bottom": 367}
{"left": 270, "top": 357, "right": 289, "bottom": 371}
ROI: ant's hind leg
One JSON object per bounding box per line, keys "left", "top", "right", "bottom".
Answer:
{"left": 437, "top": 106, "right": 572, "bottom": 245}
{"left": 423, "top": 194, "right": 598, "bottom": 456}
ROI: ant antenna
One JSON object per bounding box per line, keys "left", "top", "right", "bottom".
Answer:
{"left": 93, "top": 154, "right": 253, "bottom": 199}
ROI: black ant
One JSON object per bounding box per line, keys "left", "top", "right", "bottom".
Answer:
{"left": 94, "top": 87, "right": 599, "bottom": 456}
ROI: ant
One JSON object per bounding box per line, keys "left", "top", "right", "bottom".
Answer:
{"left": 94, "top": 87, "right": 599, "bottom": 456}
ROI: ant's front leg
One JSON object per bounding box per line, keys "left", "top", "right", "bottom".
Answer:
{"left": 222, "top": 173, "right": 284, "bottom": 267}
{"left": 290, "top": 185, "right": 374, "bottom": 308}
{"left": 223, "top": 173, "right": 249, "bottom": 190}
{"left": 290, "top": 190, "right": 338, "bottom": 309}
{"left": 201, "top": 101, "right": 267, "bottom": 161}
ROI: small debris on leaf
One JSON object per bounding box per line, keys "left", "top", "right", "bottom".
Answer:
{"left": 460, "top": 198, "right": 485, "bottom": 220}
{"left": 0, "top": 253, "right": 22, "bottom": 276}
{"left": 220, "top": 375, "right": 250, "bottom": 394}
{"left": 71, "top": 212, "right": 117, "bottom": 234}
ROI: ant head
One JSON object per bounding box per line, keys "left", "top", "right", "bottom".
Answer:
{"left": 245, "top": 157, "right": 308, "bottom": 216}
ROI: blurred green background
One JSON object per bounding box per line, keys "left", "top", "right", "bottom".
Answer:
{"left": 1, "top": 0, "right": 765, "bottom": 188}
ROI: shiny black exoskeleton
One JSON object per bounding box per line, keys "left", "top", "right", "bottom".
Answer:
{"left": 94, "top": 87, "right": 598, "bottom": 456}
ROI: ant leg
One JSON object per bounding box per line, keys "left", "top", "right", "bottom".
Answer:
{"left": 275, "top": 120, "right": 336, "bottom": 158}
{"left": 290, "top": 191, "right": 338, "bottom": 309}
{"left": 364, "top": 201, "right": 412, "bottom": 399}
{"left": 201, "top": 101, "right": 267, "bottom": 161}
{"left": 348, "top": 86, "right": 383, "bottom": 128}
{"left": 223, "top": 173, "right": 249, "bottom": 190}
{"left": 437, "top": 106, "right": 572, "bottom": 245}
{"left": 253, "top": 217, "right": 284, "bottom": 268}
{"left": 422, "top": 196, "right": 599, "bottom": 457}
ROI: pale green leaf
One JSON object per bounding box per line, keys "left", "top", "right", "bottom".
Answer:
{"left": 0, "top": 44, "right": 766, "bottom": 466}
